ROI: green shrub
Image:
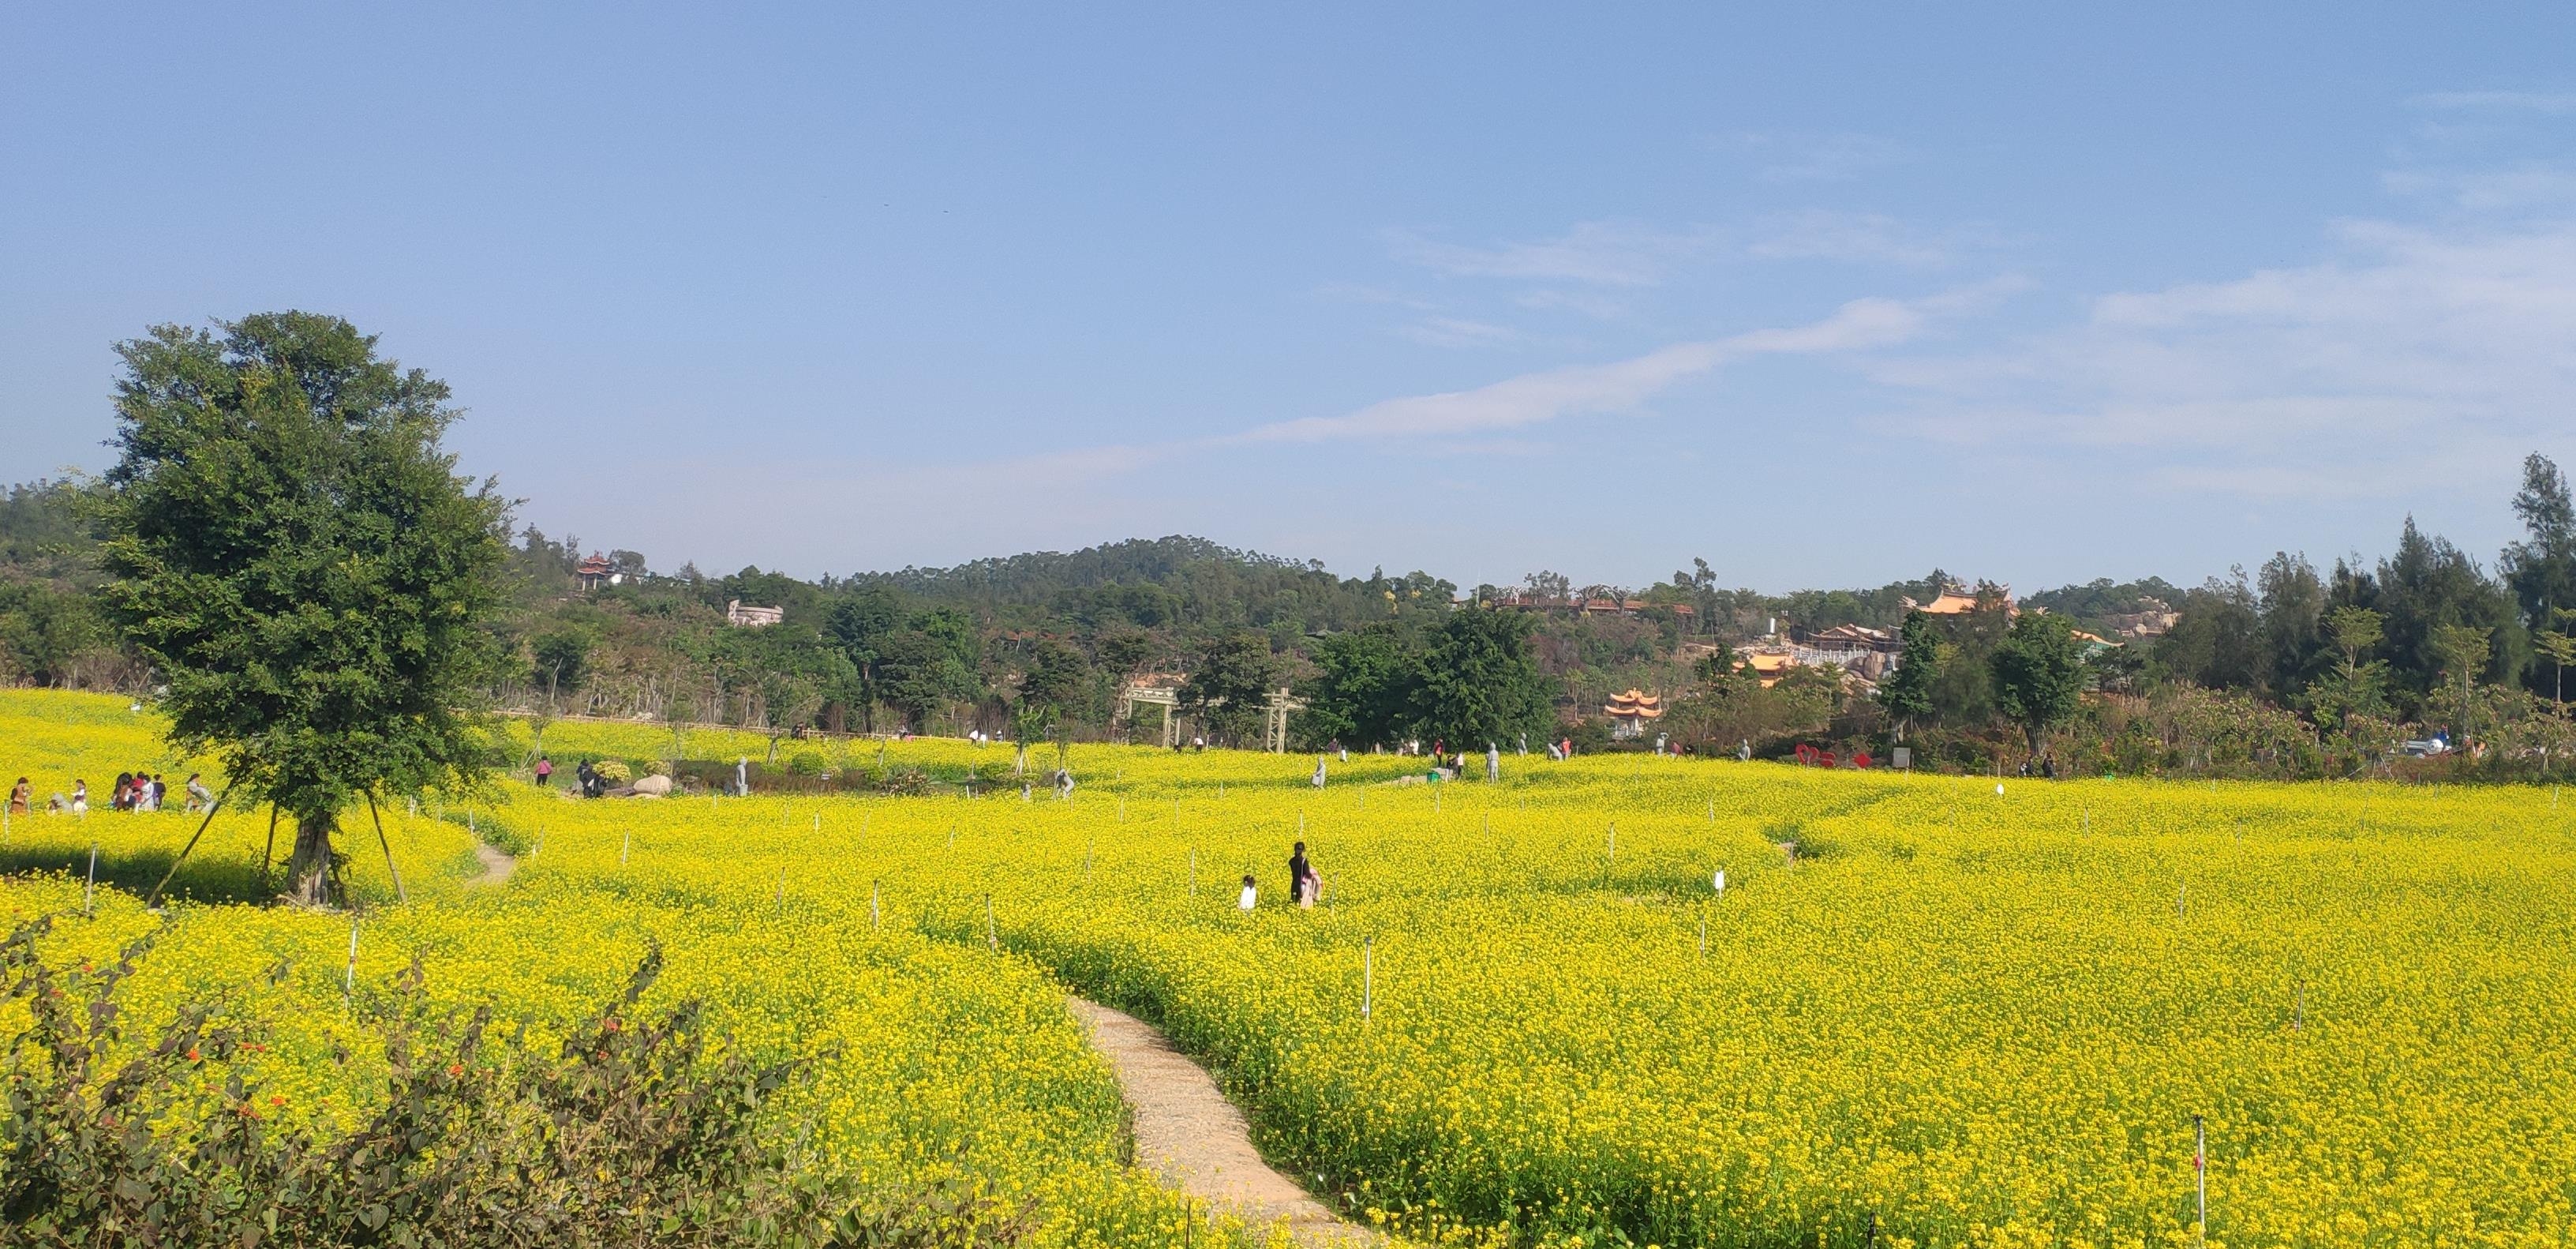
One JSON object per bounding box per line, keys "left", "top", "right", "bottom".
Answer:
{"left": 787, "top": 751, "right": 829, "bottom": 777}
{"left": 0, "top": 921, "right": 1031, "bottom": 1247}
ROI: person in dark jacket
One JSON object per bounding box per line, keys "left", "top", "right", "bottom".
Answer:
{"left": 1287, "top": 841, "right": 1318, "bottom": 909}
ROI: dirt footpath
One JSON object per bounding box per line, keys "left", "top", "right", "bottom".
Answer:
{"left": 464, "top": 842, "right": 515, "bottom": 887}
{"left": 1067, "top": 999, "right": 1376, "bottom": 1245}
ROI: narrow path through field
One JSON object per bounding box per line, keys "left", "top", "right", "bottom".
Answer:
{"left": 1068, "top": 999, "right": 1375, "bottom": 1246}
{"left": 465, "top": 841, "right": 516, "bottom": 887}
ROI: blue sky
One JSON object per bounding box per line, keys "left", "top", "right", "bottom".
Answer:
{"left": 7, "top": 5, "right": 2575, "bottom": 594}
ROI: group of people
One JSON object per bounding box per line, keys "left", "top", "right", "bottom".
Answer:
{"left": 532, "top": 756, "right": 622, "bottom": 798}
{"left": 1238, "top": 840, "right": 1324, "bottom": 910}
{"left": 6, "top": 771, "right": 212, "bottom": 817}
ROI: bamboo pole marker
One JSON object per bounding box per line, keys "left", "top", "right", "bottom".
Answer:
{"left": 2194, "top": 1114, "right": 2207, "bottom": 1247}
{"left": 1189, "top": 849, "right": 1196, "bottom": 898}
{"left": 2293, "top": 981, "right": 2305, "bottom": 1030}
{"left": 343, "top": 917, "right": 360, "bottom": 998}
{"left": 1698, "top": 913, "right": 1706, "bottom": 958}
{"left": 365, "top": 792, "right": 406, "bottom": 906}
{"left": 1362, "top": 937, "right": 1373, "bottom": 1023}
{"left": 871, "top": 882, "right": 882, "bottom": 929}
{"left": 621, "top": 829, "right": 631, "bottom": 867}
{"left": 84, "top": 844, "right": 97, "bottom": 914}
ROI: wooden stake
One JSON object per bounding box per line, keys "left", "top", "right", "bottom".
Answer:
{"left": 84, "top": 844, "right": 97, "bottom": 915}
{"left": 343, "top": 917, "right": 359, "bottom": 998}
{"left": 260, "top": 806, "right": 279, "bottom": 895}
{"left": 365, "top": 792, "right": 406, "bottom": 906}
{"left": 145, "top": 782, "right": 234, "bottom": 907}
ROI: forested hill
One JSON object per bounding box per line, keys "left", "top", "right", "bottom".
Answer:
{"left": 834, "top": 535, "right": 1456, "bottom": 636}
{"left": 9, "top": 453, "right": 2576, "bottom": 782}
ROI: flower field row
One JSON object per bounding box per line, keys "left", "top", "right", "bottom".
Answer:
{"left": 9, "top": 688, "right": 2576, "bottom": 1247}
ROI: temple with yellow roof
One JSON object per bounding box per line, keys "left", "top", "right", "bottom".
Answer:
{"left": 1604, "top": 688, "right": 1663, "bottom": 740}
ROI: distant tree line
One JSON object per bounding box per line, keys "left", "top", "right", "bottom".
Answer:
{"left": 7, "top": 315, "right": 2572, "bottom": 780}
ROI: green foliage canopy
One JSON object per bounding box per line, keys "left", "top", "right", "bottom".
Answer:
{"left": 95, "top": 312, "right": 511, "bottom": 901}
{"left": 1991, "top": 613, "right": 2087, "bottom": 754}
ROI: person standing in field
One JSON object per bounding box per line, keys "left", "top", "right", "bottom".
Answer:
{"left": 1486, "top": 743, "right": 1500, "bottom": 782}
{"left": 535, "top": 756, "right": 554, "bottom": 787}
{"left": 1289, "top": 841, "right": 1318, "bottom": 908}
{"left": 112, "top": 772, "right": 133, "bottom": 812}
{"left": 1237, "top": 874, "right": 1258, "bottom": 910}
{"left": 70, "top": 780, "right": 88, "bottom": 815}
{"left": 1312, "top": 755, "right": 1327, "bottom": 789}
{"left": 150, "top": 775, "right": 167, "bottom": 811}
{"left": 7, "top": 777, "right": 28, "bottom": 816}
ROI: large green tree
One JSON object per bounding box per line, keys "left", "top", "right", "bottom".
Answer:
{"left": 1300, "top": 623, "right": 1422, "bottom": 750}
{"left": 1414, "top": 606, "right": 1552, "bottom": 752}
{"left": 97, "top": 313, "right": 511, "bottom": 905}
{"left": 1991, "top": 613, "right": 2087, "bottom": 756}
{"left": 1878, "top": 609, "right": 1939, "bottom": 742}
{"left": 2503, "top": 453, "right": 2576, "bottom": 689}
{"left": 2366, "top": 517, "right": 2526, "bottom": 702}
{"left": 1178, "top": 630, "right": 1278, "bottom": 745}
{"left": 2305, "top": 606, "right": 2391, "bottom": 727}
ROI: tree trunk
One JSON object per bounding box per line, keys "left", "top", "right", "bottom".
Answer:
{"left": 284, "top": 810, "right": 339, "bottom": 906}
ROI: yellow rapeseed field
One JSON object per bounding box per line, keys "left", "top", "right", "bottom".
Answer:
{"left": 7, "top": 688, "right": 2574, "bottom": 1247}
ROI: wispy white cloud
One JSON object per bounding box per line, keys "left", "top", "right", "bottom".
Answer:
{"left": 1513, "top": 288, "right": 1634, "bottom": 320}
{"left": 1746, "top": 209, "right": 1974, "bottom": 268}
{"left": 1721, "top": 130, "right": 1912, "bottom": 183}
{"left": 1388, "top": 220, "right": 1721, "bottom": 287}
{"left": 2380, "top": 163, "right": 2576, "bottom": 212}
{"left": 1863, "top": 214, "right": 2576, "bottom": 498}
{"left": 2410, "top": 90, "right": 2576, "bottom": 114}
{"left": 1398, "top": 317, "right": 1524, "bottom": 348}
{"left": 1240, "top": 295, "right": 1932, "bottom": 444}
